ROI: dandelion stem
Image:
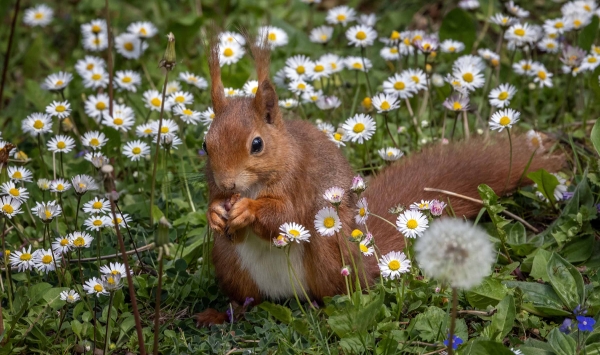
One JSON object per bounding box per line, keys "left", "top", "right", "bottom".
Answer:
{"left": 502, "top": 128, "right": 513, "bottom": 195}
{"left": 447, "top": 287, "right": 458, "bottom": 355}
{"left": 0, "top": 0, "right": 20, "bottom": 114}
{"left": 104, "top": 292, "right": 114, "bottom": 354}
{"left": 152, "top": 255, "right": 164, "bottom": 355}
{"left": 149, "top": 70, "right": 170, "bottom": 225}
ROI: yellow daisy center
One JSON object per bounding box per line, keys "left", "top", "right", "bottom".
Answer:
{"left": 331, "top": 63, "right": 337, "bottom": 70}
{"left": 90, "top": 138, "right": 100, "bottom": 146}
{"left": 411, "top": 75, "right": 419, "bottom": 83}
{"left": 161, "top": 126, "right": 169, "bottom": 134}
{"left": 73, "top": 237, "right": 85, "bottom": 247}
{"left": 355, "top": 31, "right": 367, "bottom": 40}
{"left": 448, "top": 46, "right": 456, "bottom": 52}
{"left": 92, "top": 25, "right": 101, "bottom": 33}
{"left": 144, "top": 128, "right": 152, "bottom": 134}
{"left": 323, "top": 217, "right": 335, "bottom": 228}
{"left": 20, "top": 253, "right": 32, "bottom": 261}
{"left": 499, "top": 116, "right": 511, "bottom": 126}
{"left": 92, "top": 201, "right": 103, "bottom": 209}
{"left": 268, "top": 33, "right": 277, "bottom": 41}
{"left": 56, "top": 184, "right": 64, "bottom": 191}
{"left": 314, "top": 64, "right": 324, "bottom": 72}
{"left": 12, "top": 171, "right": 23, "bottom": 179}
{"left": 333, "top": 133, "right": 343, "bottom": 141}
{"left": 453, "top": 102, "right": 462, "bottom": 110}
{"left": 223, "top": 48, "right": 234, "bottom": 57}
{"left": 352, "top": 62, "right": 363, "bottom": 69}
{"left": 111, "top": 270, "right": 119, "bottom": 275}
{"left": 380, "top": 101, "right": 390, "bottom": 110}
{"left": 531, "top": 137, "right": 540, "bottom": 147}
{"left": 175, "top": 96, "right": 185, "bottom": 103}
{"left": 388, "top": 260, "right": 400, "bottom": 271}
{"left": 41, "top": 255, "right": 52, "bottom": 264}
{"left": 537, "top": 71, "right": 546, "bottom": 80}
{"left": 252, "top": 87, "right": 258, "bottom": 94}
{"left": 45, "top": 209, "right": 52, "bottom": 219}
{"left": 514, "top": 28, "right": 525, "bottom": 36}
{"left": 589, "top": 57, "right": 597, "bottom": 63}
{"left": 183, "top": 109, "right": 193, "bottom": 116}
{"left": 362, "top": 97, "right": 372, "bottom": 108}
{"left": 289, "top": 229, "right": 300, "bottom": 238}
{"left": 122, "top": 76, "right": 132, "bottom": 83}
{"left": 132, "top": 147, "right": 142, "bottom": 154}
{"left": 390, "top": 30, "right": 400, "bottom": 40}
{"left": 35, "top": 13, "right": 43, "bottom": 19}
{"left": 93, "top": 38, "right": 101, "bottom": 45}
{"left": 94, "top": 284, "right": 103, "bottom": 292}
{"left": 56, "top": 105, "right": 66, "bottom": 112}
{"left": 140, "top": 28, "right": 147, "bottom": 35}
{"left": 351, "top": 229, "right": 363, "bottom": 239}
{"left": 2, "top": 204, "right": 14, "bottom": 214}
{"left": 394, "top": 81, "right": 405, "bottom": 90}
{"left": 9, "top": 188, "right": 19, "bottom": 197}
{"left": 93, "top": 219, "right": 103, "bottom": 226}
{"left": 33, "top": 120, "right": 44, "bottom": 130}
{"left": 296, "top": 65, "right": 305, "bottom": 74}
{"left": 60, "top": 238, "right": 69, "bottom": 246}
{"left": 547, "top": 43, "right": 555, "bottom": 49}
{"left": 297, "top": 83, "right": 306, "bottom": 90}
{"left": 55, "top": 80, "right": 64, "bottom": 86}
{"left": 390, "top": 48, "right": 398, "bottom": 54}
{"left": 320, "top": 34, "right": 328, "bottom": 41}
{"left": 406, "top": 219, "right": 418, "bottom": 229}
{"left": 359, "top": 207, "right": 366, "bottom": 217}
{"left": 360, "top": 244, "right": 368, "bottom": 253}
{"left": 498, "top": 91, "right": 508, "bottom": 100}
{"left": 462, "top": 73, "right": 474, "bottom": 83}
{"left": 353, "top": 123, "right": 365, "bottom": 133}
{"left": 574, "top": 20, "right": 582, "bottom": 27}
{"left": 387, "top": 151, "right": 394, "bottom": 157}
{"left": 124, "top": 42, "right": 134, "bottom": 51}
{"left": 96, "top": 102, "right": 106, "bottom": 110}
{"left": 555, "top": 22, "right": 564, "bottom": 29}
{"left": 151, "top": 98, "right": 161, "bottom": 107}
{"left": 584, "top": 4, "right": 591, "bottom": 11}
{"left": 422, "top": 43, "right": 431, "bottom": 51}
{"left": 113, "top": 118, "right": 124, "bottom": 126}
{"left": 336, "top": 14, "right": 346, "bottom": 22}
{"left": 92, "top": 73, "right": 102, "bottom": 81}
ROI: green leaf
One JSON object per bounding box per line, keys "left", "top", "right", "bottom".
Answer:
{"left": 466, "top": 277, "right": 508, "bottom": 309}
{"left": 547, "top": 253, "right": 585, "bottom": 310}
{"left": 506, "top": 222, "right": 536, "bottom": 256}
{"left": 463, "top": 340, "right": 515, "bottom": 354}
{"left": 585, "top": 343, "right": 600, "bottom": 355}
{"left": 578, "top": 15, "right": 599, "bottom": 50}
{"left": 562, "top": 235, "right": 594, "bottom": 263}
{"left": 27, "top": 282, "right": 53, "bottom": 305}
{"left": 43, "top": 287, "right": 70, "bottom": 310}
{"left": 439, "top": 8, "right": 477, "bottom": 52}
{"left": 72, "top": 320, "right": 83, "bottom": 338}
{"left": 487, "top": 295, "right": 516, "bottom": 342}
{"left": 503, "top": 281, "right": 571, "bottom": 317}
{"left": 412, "top": 306, "right": 446, "bottom": 342}
{"left": 530, "top": 249, "right": 552, "bottom": 282}
{"left": 591, "top": 119, "right": 600, "bottom": 155}
{"left": 527, "top": 169, "right": 559, "bottom": 205}
{"left": 151, "top": 205, "right": 164, "bottom": 223}
{"left": 259, "top": 302, "right": 292, "bottom": 324}
{"left": 547, "top": 327, "right": 577, "bottom": 355}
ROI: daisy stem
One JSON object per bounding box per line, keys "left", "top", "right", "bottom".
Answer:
{"left": 37, "top": 134, "right": 48, "bottom": 178}
{"left": 75, "top": 195, "right": 82, "bottom": 229}
{"left": 103, "top": 291, "right": 114, "bottom": 354}
{"left": 360, "top": 47, "right": 373, "bottom": 97}
{"left": 149, "top": 70, "right": 170, "bottom": 226}
{"left": 502, "top": 128, "right": 513, "bottom": 195}
{"left": 0, "top": 0, "right": 19, "bottom": 114}
{"left": 396, "top": 43, "right": 402, "bottom": 73}
{"left": 395, "top": 276, "right": 404, "bottom": 322}
{"left": 2, "top": 218, "right": 13, "bottom": 311}
{"left": 105, "top": 0, "right": 114, "bottom": 117}
{"left": 285, "top": 249, "right": 308, "bottom": 317}
{"left": 93, "top": 297, "right": 98, "bottom": 353}
{"left": 152, "top": 255, "right": 164, "bottom": 355}
{"left": 441, "top": 110, "right": 447, "bottom": 140}
{"left": 447, "top": 287, "right": 458, "bottom": 355}
{"left": 78, "top": 249, "right": 85, "bottom": 290}
{"left": 462, "top": 110, "right": 470, "bottom": 140}
{"left": 52, "top": 305, "right": 67, "bottom": 345}
{"left": 383, "top": 112, "right": 399, "bottom": 148}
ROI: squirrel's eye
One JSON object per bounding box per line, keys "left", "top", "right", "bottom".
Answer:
{"left": 251, "top": 137, "right": 263, "bottom": 154}
{"left": 202, "top": 141, "right": 208, "bottom": 155}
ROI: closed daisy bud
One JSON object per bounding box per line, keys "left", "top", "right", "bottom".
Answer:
{"left": 340, "top": 266, "right": 351, "bottom": 277}
{"left": 361, "top": 97, "right": 372, "bottom": 110}
{"left": 323, "top": 186, "right": 345, "bottom": 205}
{"left": 350, "top": 229, "right": 364, "bottom": 241}
{"left": 415, "top": 219, "right": 494, "bottom": 289}
{"left": 429, "top": 200, "right": 447, "bottom": 216}
{"left": 273, "top": 234, "right": 290, "bottom": 248}
{"left": 351, "top": 175, "right": 366, "bottom": 193}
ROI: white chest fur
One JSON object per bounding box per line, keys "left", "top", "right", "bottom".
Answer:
{"left": 235, "top": 231, "right": 309, "bottom": 300}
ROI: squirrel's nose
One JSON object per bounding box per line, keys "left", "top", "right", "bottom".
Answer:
{"left": 221, "top": 180, "right": 236, "bottom": 191}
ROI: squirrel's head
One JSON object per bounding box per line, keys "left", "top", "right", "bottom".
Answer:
{"left": 204, "top": 32, "right": 288, "bottom": 195}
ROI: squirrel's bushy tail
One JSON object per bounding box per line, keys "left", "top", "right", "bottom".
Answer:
{"left": 364, "top": 135, "right": 564, "bottom": 259}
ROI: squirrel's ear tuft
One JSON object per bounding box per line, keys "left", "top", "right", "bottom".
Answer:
{"left": 254, "top": 80, "right": 280, "bottom": 125}
{"left": 206, "top": 28, "right": 226, "bottom": 115}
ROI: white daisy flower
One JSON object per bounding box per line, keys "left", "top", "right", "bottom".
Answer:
{"left": 378, "top": 251, "right": 411, "bottom": 280}
{"left": 342, "top": 114, "right": 376, "bottom": 143}
{"left": 543, "top": 18, "right": 570, "bottom": 35}
{"left": 23, "top": 4, "right": 53, "bottom": 27}
{"left": 151, "top": 118, "right": 179, "bottom": 136}
{"left": 219, "top": 31, "right": 246, "bottom": 45}
{"left": 279, "top": 222, "right": 311, "bottom": 243}
{"left": 505, "top": 23, "right": 536, "bottom": 46}
{"left": 451, "top": 65, "right": 485, "bottom": 92}
{"left": 1, "top": 196, "right": 22, "bottom": 219}
{"left": 71, "top": 175, "right": 99, "bottom": 195}
{"left": 258, "top": 26, "right": 288, "bottom": 48}
{"left": 320, "top": 54, "right": 344, "bottom": 73}
{"left": 166, "top": 80, "right": 182, "bottom": 95}
{"left": 111, "top": 213, "right": 132, "bottom": 228}
{"left": 565, "top": 13, "right": 592, "bottom": 30}
{"left": 68, "top": 231, "right": 94, "bottom": 248}
{"left": 380, "top": 30, "right": 402, "bottom": 45}
{"left": 83, "top": 197, "right": 110, "bottom": 215}
{"left": 115, "top": 33, "right": 148, "bottom": 59}
{"left": 242, "top": 80, "right": 259, "bottom": 96}
{"left": 309, "top": 25, "right": 334, "bottom": 44}
{"left": 100, "top": 262, "right": 128, "bottom": 278}
{"left": 302, "top": 90, "right": 322, "bottom": 104}
{"left": 1, "top": 182, "right": 29, "bottom": 203}
{"left": 50, "top": 178, "right": 71, "bottom": 193}
{"left": 489, "top": 13, "right": 518, "bottom": 27}
{"left": 326, "top": 5, "right": 356, "bottom": 26}
{"left": 223, "top": 87, "right": 241, "bottom": 97}
{"left": 102, "top": 112, "right": 135, "bottom": 132}
{"left": 37, "top": 179, "right": 51, "bottom": 191}
{"left": 46, "top": 101, "right": 71, "bottom": 119}
{"left": 536, "top": 173, "right": 568, "bottom": 202}
{"left": 84, "top": 152, "right": 109, "bottom": 168}
{"left": 273, "top": 234, "right": 290, "bottom": 248}
{"left": 378, "top": 147, "right": 403, "bottom": 161}
{"left": 81, "top": 131, "right": 107, "bottom": 150}
{"left": 526, "top": 130, "right": 544, "bottom": 151}
{"left": 143, "top": 89, "right": 163, "bottom": 111}
{"left": 329, "top": 129, "right": 348, "bottom": 148}
{"left": 84, "top": 93, "right": 111, "bottom": 120}
{"left": 199, "top": 108, "right": 215, "bottom": 126}
{"left": 219, "top": 42, "right": 245, "bottom": 66}
{"left": 315, "top": 96, "right": 341, "bottom": 110}
{"left": 84, "top": 214, "right": 111, "bottom": 231}
{"left": 538, "top": 38, "right": 560, "bottom": 53}
{"left": 415, "top": 219, "right": 494, "bottom": 289}
{"left": 355, "top": 197, "right": 369, "bottom": 225}
{"left": 415, "top": 36, "right": 439, "bottom": 53}
{"left": 531, "top": 63, "right": 553, "bottom": 88}
{"left": 346, "top": 25, "right": 377, "bottom": 47}
{"left": 410, "top": 200, "right": 431, "bottom": 211}
{"left": 580, "top": 55, "right": 600, "bottom": 71}
{"left": 396, "top": 209, "right": 429, "bottom": 238}
{"left": 41, "top": 72, "right": 73, "bottom": 91}
{"left": 33, "top": 249, "right": 61, "bottom": 274}
{"left": 7, "top": 166, "right": 33, "bottom": 182}
{"left": 75, "top": 56, "right": 106, "bottom": 77}
{"left": 114, "top": 70, "right": 142, "bottom": 92}
{"left": 284, "top": 55, "right": 314, "bottom": 80}
{"left": 459, "top": 0, "right": 480, "bottom": 10}
{"left": 9, "top": 246, "right": 35, "bottom": 271}
{"left": 47, "top": 134, "right": 76, "bottom": 153}
{"left": 288, "top": 79, "right": 313, "bottom": 95}
{"left": 84, "top": 277, "right": 108, "bottom": 297}
{"left": 127, "top": 21, "right": 158, "bottom": 38}
{"left": 82, "top": 69, "right": 109, "bottom": 89}
{"left": 173, "top": 105, "right": 201, "bottom": 124}
{"left": 81, "top": 19, "right": 107, "bottom": 37}
{"left": 123, "top": 140, "right": 150, "bottom": 161}
{"left": 323, "top": 186, "right": 345, "bottom": 205}
{"left": 178, "top": 72, "right": 208, "bottom": 89}
{"left": 22, "top": 113, "right": 52, "bottom": 136}
{"left": 383, "top": 73, "right": 417, "bottom": 99}
{"left": 443, "top": 94, "right": 469, "bottom": 111}
{"left": 440, "top": 39, "right": 465, "bottom": 53}
{"left": 314, "top": 206, "right": 342, "bottom": 237}
{"left": 82, "top": 33, "right": 109, "bottom": 52}
{"left": 404, "top": 68, "right": 428, "bottom": 92}
{"left": 506, "top": 1, "right": 529, "bottom": 17}
{"left": 372, "top": 93, "right": 400, "bottom": 113}
{"left": 307, "top": 60, "right": 330, "bottom": 80}
{"left": 455, "top": 54, "right": 487, "bottom": 71}
{"left": 136, "top": 123, "right": 155, "bottom": 137}
{"left": 489, "top": 108, "right": 520, "bottom": 131}
{"left": 317, "top": 122, "right": 335, "bottom": 135}
{"left": 489, "top": 83, "right": 517, "bottom": 108}
{"left": 60, "top": 290, "right": 80, "bottom": 303}
{"left": 32, "top": 201, "right": 62, "bottom": 223}
{"left": 380, "top": 46, "right": 401, "bottom": 61}
{"left": 359, "top": 238, "right": 374, "bottom": 256}
{"left": 168, "top": 91, "right": 194, "bottom": 107}
{"left": 345, "top": 56, "right": 372, "bottom": 72}
{"left": 513, "top": 59, "right": 535, "bottom": 76}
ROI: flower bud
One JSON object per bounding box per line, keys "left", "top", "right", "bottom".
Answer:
{"left": 160, "top": 32, "right": 176, "bottom": 70}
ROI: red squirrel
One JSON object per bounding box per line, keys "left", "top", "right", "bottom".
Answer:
{"left": 196, "top": 36, "right": 563, "bottom": 326}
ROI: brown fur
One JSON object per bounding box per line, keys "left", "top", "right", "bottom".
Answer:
{"left": 196, "top": 33, "right": 564, "bottom": 326}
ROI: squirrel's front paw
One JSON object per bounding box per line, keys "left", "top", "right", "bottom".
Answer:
{"left": 208, "top": 199, "right": 228, "bottom": 234}
{"left": 226, "top": 198, "right": 257, "bottom": 234}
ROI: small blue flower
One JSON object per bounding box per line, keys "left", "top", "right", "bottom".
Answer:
{"left": 559, "top": 318, "right": 573, "bottom": 334}
{"left": 576, "top": 316, "right": 596, "bottom": 332}
{"left": 573, "top": 304, "right": 587, "bottom": 316}
{"left": 225, "top": 308, "right": 233, "bottom": 323}
{"left": 243, "top": 297, "right": 254, "bottom": 308}
{"left": 443, "top": 335, "right": 463, "bottom": 350}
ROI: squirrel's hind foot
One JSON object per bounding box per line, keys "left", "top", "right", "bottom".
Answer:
{"left": 195, "top": 308, "right": 229, "bottom": 327}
